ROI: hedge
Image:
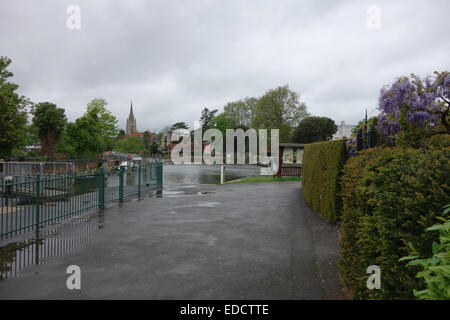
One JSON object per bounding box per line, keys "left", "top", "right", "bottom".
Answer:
{"left": 301, "top": 139, "right": 346, "bottom": 222}
{"left": 338, "top": 147, "right": 450, "bottom": 299}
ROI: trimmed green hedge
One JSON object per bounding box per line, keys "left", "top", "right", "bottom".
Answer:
{"left": 338, "top": 147, "right": 450, "bottom": 299}
{"left": 301, "top": 139, "right": 346, "bottom": 222}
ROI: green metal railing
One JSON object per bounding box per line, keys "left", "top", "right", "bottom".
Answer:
{"left": 0, "top": 161, "right": 163, "bottom": 240}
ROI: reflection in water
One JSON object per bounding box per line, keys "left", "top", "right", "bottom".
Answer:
{"left": 0, "top": 212, "right": 101, "bottom": 280}
{"left": 163, "top": 164, "right": 260, "bottom": 186}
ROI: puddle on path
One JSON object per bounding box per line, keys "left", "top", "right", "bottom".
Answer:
{"left": 0, "top": 211, "right": 104, "bottom": 280}
{"left": 0, "top": 186, "right": 217, "bottom": 280}
{"left": 150, "top": 188, "right": 216, "bottom": 198}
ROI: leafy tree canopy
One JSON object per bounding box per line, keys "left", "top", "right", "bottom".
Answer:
{"left": 63, "top": 116, "right": 104, "bottom": 155}
{"left": 252, "top": 84, "right": 309, "bottom": 142}
{"left": 209, "top": 112, "right": 232, "bottom": 138}
{"left": 84, "top": 98, "right": 119, "bottom": 149}
{"left": 32, "top": 102, "right": 67, "bottom": 156}
{"left": 0, "top": 56, "right": 30, "bottom": 157}
{"left": 113, "top": 136, "right": 145, "bottom": 154}
{"left": 200, "top": 108, "right": 218, "bottom": 132}
{"left": 170, "top": 122, "right": 189, "bottom": 132}
{"left": 223, "top": 100, "right": 252, "bottom": 129}
{"left": 292, "top": 116, "right": 337, "bottom": 143}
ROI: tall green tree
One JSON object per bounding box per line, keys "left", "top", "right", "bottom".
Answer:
{"left": 244, "top": 97, "right": 258, "bottom": 127}
{"left": 209, "top": 112, "right": 232, "bottom": 137}
{"left": 84, "top": 98, "right": 119, "bottom": 150}
{"left": 292, "top": 116, "right": 337, "bottom": 143}
{"left": 116, "top": 129, "right": 125, "bottom": 141}
{"left": 143, "top": 130, "right": 160, "bottom": 154}
{"left": 63, "top": 116, "right": 104, "bottom": 156}
{"left": 170, "top": 122, "right": 189, "bottom": 131}
{"left": 200, "top": 108, "right": 218, "bottom": 132}
{"left": 0, "top": 57, "right": 30, "bottom": 157}
{"left": 252, "top": 85, "right": 309, "bottom": 142}
{"left": 32, "top": 102, "right": 67, "bottom": 156}
{"left": 223, "top": 100, "right": 251, "bottom": 129}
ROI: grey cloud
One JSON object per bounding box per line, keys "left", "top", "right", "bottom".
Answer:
{"left": 0, "top": 0, "right": 448, "bottom": 131}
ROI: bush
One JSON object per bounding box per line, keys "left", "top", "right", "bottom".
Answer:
{"left": 113, "top": 136, "right": 145, "bottom": 154}
{"left": 338, "top": 147, "right": 450, "bottom": 299}
{"left": 400, "top": 204, "right": 450, "bottom": 300}
{"left": 301, "top": 139, "right": 346, "bottom": 222}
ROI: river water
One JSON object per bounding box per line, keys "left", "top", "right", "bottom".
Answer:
{"left": 163, "top": 164, "right": 263, "bottom": 186}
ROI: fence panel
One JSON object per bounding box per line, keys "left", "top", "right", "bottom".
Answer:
{"left": 0, "top": 161, "right": 162, "bottom": 240}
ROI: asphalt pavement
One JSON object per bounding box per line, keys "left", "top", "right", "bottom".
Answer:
{"left": 0, "top": 181, "right": 343, "bottom": 299}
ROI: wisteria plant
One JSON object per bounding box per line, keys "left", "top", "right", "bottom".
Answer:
{"left": 377, "top": 71, "right": 450, "bottom": 146}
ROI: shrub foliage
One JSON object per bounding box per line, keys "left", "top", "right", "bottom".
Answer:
{"left": 301, "top": 139, "right": 346, "bottom": 222}
{"left": 338, "top": 147, "right": 450, "bottom": 299}
{"left": 400, "top": 203, "right": 450, "bottom": 300}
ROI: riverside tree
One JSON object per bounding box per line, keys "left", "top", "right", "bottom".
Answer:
{"left": 85, "top": 98, "right": 119, "bottom": 150}
{"left": 0, "top": 57, "right": 30, "bottom": 157}
{"left": 252, "top": 85, "right": 309, "bottom": 143}
{"left": 32, "top": 102, "right": 67, "bottom": 156}
{"left": 200, "top": 108, "right": 218, "bottom": 132}
{"left": 292, "top": 116, "right": 337, "bottom": 143}
{"left": 223, "top": 99, "right": 252, "bottom": 129}
{"left": 113, "top": 136, "right": 145, "bottom": 154}
{"left": 60, "top": 98, "right": 119, "bottom": 156}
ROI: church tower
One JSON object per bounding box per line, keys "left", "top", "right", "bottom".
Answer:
{"left": 126, "top": 100, "right": 137, "bottom": 134}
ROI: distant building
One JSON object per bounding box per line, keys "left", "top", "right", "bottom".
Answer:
{"left": 333, "top": 121, "right": 355, "bottom": 140}
{"left": 126, "top": 101, "right": 137, "bottom": 135}
{"left": 123, "top": 101, "right": 160, "bottom": 145}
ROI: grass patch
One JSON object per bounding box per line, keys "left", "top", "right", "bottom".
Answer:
{"left": 225, "top": 176, "right": 301, "bottom": 184}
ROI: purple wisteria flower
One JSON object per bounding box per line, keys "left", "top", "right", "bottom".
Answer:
{"left": 377, "top": 72, "right": 449, "bottom": 139}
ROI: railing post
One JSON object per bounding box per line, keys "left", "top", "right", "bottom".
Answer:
{"left": 119, "top": 165, "right": 124, "bottom": 202}
{"left": 157, "top": 161, "right": 163, "bottom": 189}
{"left": 356, "top": 128, "right": 363, "bottom": 151}
{"left": 5, "top": 178, "right": 9, "bottom": 207}
{"left": 35, "top": 173, "right": 40, "bottom": 234}
{"left": 220, "top": 165, "right": 225, "bottom": 184}
{"left": 98, "top": 167, "right": 105, "bottom": 209}
{"left": 138, "top": 164, "right": 141, "bottom": 198}
{"left": 368, "top": 124, "right": 377, "bottom": 148}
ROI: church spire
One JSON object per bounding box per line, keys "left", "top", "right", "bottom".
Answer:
{"left": 129, "top": 100, "right": 134, "bottom": 119}
{"left": 126, "top": 99, "right": 137, "bottom": 134}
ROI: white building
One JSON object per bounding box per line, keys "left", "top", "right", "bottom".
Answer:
{"left": 333, "top": 121, "right": 355, "bottom": 140}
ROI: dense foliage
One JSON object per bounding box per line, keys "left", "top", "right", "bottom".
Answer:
{"left": 32, "top": 102, "right": 67, "bottom": 156}
{"left": 200, "top": 108, "right": 218, "bottom": 132}
{"left": 84, "top": 98, "right": 119, "bottom": 150}
{"left": 223, "top": 98, "right": 255, "bottom": 129}
{"left": 292, "top": 116, "right": 337, "bottom": 143}
{"left": 209, "top": 112, "right": 232, "bottom": 138}
{"left": 54, "top": 98, "right": 120, "bottom": 156}
{"left": 400, "top": 204, "right": 450, "bottom": 300}
{"left": 252, "top": 85, "right": 309, "bottom": 143}
{"left": 113, "top": 136, "right": 145, "bottom": 153}
{"left": 0, "top": 57, "right": 30, "bottom": 157}
{"left": 339, "top": 147, "right": 450, "bottom": 299}
{"left": 301, "top": 139, "right": 346, "bottom": 222}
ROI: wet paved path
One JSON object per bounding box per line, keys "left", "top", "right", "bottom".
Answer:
{"left": 0, "top": 182, "right": 343, "bottom": 299}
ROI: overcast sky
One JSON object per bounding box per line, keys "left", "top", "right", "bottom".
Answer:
{"left": 1, "top": 0, "right": 449, "bottom": 132}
